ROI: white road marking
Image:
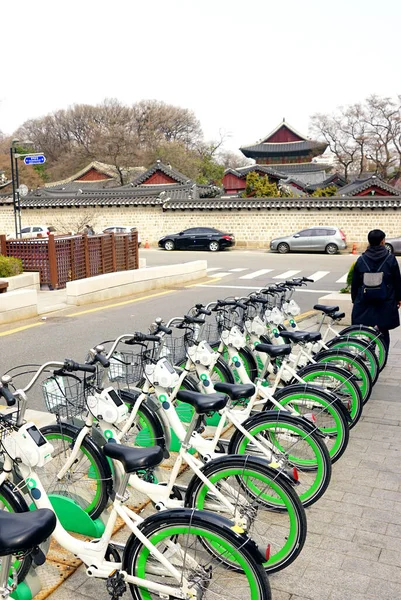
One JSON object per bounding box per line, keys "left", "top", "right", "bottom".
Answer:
{"left": 230, "top": 268, "right": 248, "bottom": 272}
{"left": 336, "top": 273, "right": 348, "bottom": 283}
{"left": 240, "top": 269, "right": 273, "bottom": 280}
{"left": 206, "top": 267, "right": 221, "bottom": 272}
{"left": 209, "top": 272, "right": 232, "bottom": 277}
{"left": 307, "top": 271, "right": 330, "bottom": 282}
{"left": 273, "top": 270, "right": 301, "bottom": 279}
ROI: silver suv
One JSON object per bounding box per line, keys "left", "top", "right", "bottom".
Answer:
{"left": 270, "top": 226, "right": 347, "bottom": 255}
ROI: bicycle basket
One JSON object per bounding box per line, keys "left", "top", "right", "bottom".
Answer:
{"left": 159, "top": 334, "right": 187, "bottom": 365}
{"left": 108, "top": 351, "right": 144, "bottom": 385}
{"left": 42, "top": 374, "right": 87, "bottom": 419}
{"left": 0, "top": 414, "right": 16, "bottom": 443}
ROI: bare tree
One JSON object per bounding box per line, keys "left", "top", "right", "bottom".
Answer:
{"left": 310, "top": 113, "right": 360, "bottom": 181}
{"left": 50, "top": 209, "right": 101, "bottom": 235}
{"left": 217, "top": 150, "right": 253, "bottom": 170}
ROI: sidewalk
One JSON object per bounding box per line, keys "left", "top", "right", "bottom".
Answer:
{"left": 36, "top": 320, "right": 401, "bottom": 600}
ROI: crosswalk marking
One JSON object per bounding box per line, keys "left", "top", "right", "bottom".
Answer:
{"left": 336, "top": 273, "right": 348, "bottom": 283}
{"left": 240, "top": 269, "right": 273, "bottom": 280}
{"left": 206, "top": 267, "right": 221, "bottom": 272}
{"left": 210, "top": 272, "right": 232, "bottom": 277}
{"left": 273, "top": 270, "right": 301, "bottom": 279}
{"left": 307, "top": 271, "right": 330, "bottom": 282}
{"left": 230, "top": 268, "right": 248, "bottom": 272}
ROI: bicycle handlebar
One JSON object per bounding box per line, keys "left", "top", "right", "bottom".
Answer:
{"left": 125, "top": 332, "right": 161, "bottom": 344}
{"left": 62, "top": 359, "right": 96, "bottom": 374}
{"left": 0, "top": 385, "right": 16, "bottom": 406}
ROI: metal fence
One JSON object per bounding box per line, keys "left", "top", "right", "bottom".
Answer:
{"left": 0, "top": 232, "right": 139, "bottom": 289}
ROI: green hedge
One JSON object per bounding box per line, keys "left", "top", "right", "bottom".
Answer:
{"left": 0, "top": 256, "right": 23, "bottom": 278}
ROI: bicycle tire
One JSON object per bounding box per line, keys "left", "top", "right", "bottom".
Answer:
{"left": 314, "top": 348, "right": 372, "bottom": 404}
{"left": 39, "top": 423, "right": 112, "bottom": 520}
{"left": 185, "top": 454, "right": 307, "bottom": 574}
{"left": 227, "top": 410, "right": 332, "bottom": 507}
{"left": 325, "top": 336, "right": 379, "bottom": 384}
{"left": 123, "top": 508, "right": 272, "bottom": 599}
{"left": 271, "top": 384, "right": 350, "bottom": 463}
{"left": 293, "top": 363, "right": 363, "bottom": 428}
{"left": 0, "top": 480, "right": 33, "bottom": 583}
{"left": 339, "top": 325, "right": 388, "bottom": 371}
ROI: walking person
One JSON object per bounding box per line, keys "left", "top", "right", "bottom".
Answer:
{"left": 351, "top": 229, "right": 401, "bottom": 353}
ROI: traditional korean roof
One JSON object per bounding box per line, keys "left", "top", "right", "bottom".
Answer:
{"left": 240, "top": 121, "right": 327, "bottom": 159}
{"left": 16, "top": 183, "right": 200, "bottom": 209}
{"left": 306, "top": 173, "right": 347, "bottom": 193}
{"left": 132, "top": 161, "right": 191, "bottom": 186}
{"left": 338, "top": 175, "right": 401, "bottom": 197}
{"left": 227, "top": 165, "right": 286, "bottom": 180}
{"left": 44, "top": 161, "right": 145, "bottom": 189}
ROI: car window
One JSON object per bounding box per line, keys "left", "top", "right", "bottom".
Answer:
{"left": 184, "top": 228, "right": 199, "bottom": 234}
{"left": 326, "top": 229, "right": 336, "bottom": 236}
{"left": 21, "top": 227, "right": 31, "bottom": 233}
{"left": 298, "top": 229, "right": 313, "bottom": 237}
{"left": 312, "top": 229, "right": 326, "bottom": 236}
{"left": 33, "top": 227, "right": 43, "bottom": 232}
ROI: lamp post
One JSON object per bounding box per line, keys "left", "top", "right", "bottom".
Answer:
{"left": 10, "top": 138, "right": 33, "bottom": 238}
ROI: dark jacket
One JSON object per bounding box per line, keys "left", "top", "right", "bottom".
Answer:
{"left": 351, "top": 245, "right": 401, "bottom": 330}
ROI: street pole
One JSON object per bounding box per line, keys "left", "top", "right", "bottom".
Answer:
{"left": 9, "top": 145, "right": 18, "bottom": 238}
{"left": 14, "top": 153, "right": 22, "bottom": 237}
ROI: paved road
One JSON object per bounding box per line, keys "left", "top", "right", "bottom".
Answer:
{"left": 0, "top": 249, "right": 357, "bottom": 409}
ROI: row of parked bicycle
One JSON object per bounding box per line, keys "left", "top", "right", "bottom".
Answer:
{"left": 0, "top": 276, "right": 386, "bottom": 600}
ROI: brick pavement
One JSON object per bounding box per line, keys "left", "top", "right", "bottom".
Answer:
{"left": 43, "top": 324, "right": 401, "bottom": 600}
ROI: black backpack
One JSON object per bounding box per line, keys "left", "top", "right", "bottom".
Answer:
{"left": 360, "top": 253, "right": 390, "bottom": 302}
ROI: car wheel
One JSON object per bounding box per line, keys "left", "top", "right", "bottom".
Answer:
{"left": 164, "top": 240, "right": 175, "bottom": 251}
{"left": 277, "top": 242, "right": 290, "bottom": 254}
{"left": 209, "top": 241, "right": 220, "bottom": 252}
{"left": 385, "top": 243, "right": 394, "bottom": 254}
{"left": 325, "top": 243, "right": 338, "bottom": 255}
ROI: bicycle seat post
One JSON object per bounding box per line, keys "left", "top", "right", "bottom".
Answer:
{"left": 317, "top": 312, "right": 326, "bottom": 332}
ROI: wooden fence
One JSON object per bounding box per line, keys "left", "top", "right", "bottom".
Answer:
{"left": 0, "top": 232, "right": 139, "bottom": 289}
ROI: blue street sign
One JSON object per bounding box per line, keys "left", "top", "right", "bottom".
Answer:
{"left": 24, "top": 155, "right": 46, "bottom": 165}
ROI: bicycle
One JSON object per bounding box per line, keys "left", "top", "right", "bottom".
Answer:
{"left": 0, "top": 365, "right": 272, "bottom": 600}
{"left": 0, "top": 509, "right": 56, "bottom": 599}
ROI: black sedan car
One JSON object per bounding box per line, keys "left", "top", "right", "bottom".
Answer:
{"left": 158, "top": 227, "right": 235, "bottom": 252}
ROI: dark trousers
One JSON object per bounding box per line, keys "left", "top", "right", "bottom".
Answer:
{"left": 378, "top": 328, "right": 390, "bottom": 352}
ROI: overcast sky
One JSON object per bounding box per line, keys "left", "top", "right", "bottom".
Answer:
{"left": 1, "top": 0, "right": 400, "bottom": 154}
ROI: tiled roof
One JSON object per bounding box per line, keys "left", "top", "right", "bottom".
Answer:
{"left": 266, "top": 163, "right": 330, "bottom": 174}
{"left": 228, "top": 165, "right": 286, "bottom": 179}
{"left": 44, "top": 161, "right": 145, "bottom": 188}
{"left": 18, "top": 183, "right": 199, "bottom": 208}
{"left": 337, "top": 176, "right": 401, "bottom": 197}
{"left": 132, "top": 161, "right": 191, "bottom": 186}
{"left": 163, "top": 196, "right": 401, "bottom": 211}
{"left": 306, "top": 173, "right": 347, "bottom": 192}
{"left": 240, "top": 140, "right": 327, "bottom": 158}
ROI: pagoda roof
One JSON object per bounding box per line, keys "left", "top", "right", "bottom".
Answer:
{"left": 240, "top": 121, "right": 327, "bottom": 159}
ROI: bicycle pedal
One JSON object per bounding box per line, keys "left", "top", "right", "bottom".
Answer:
{"left": 106, "top": 570, "right": 126, "bottom": 600}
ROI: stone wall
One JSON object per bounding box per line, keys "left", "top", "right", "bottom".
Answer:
{"left": 1, "top": 204, "right": 400, "bottom": 249}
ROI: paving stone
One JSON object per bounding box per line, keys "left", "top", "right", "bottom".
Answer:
{"left": 319, "top": 537, "right": 381, "bottom": 561}
{"left": 330, "top": 512, "right": 388, "bottom": 535}
{"left": 306, "top": 520, "right": 356, "bottom": 541}
{"left": 270, "top": 572, "right": 333, "bottom": 600}
{"left": 371, "top": 488, "right": 401, "bottom": 503}
{"left": 361, "top": 507, "right": 401, "bottom": 526}
{"left": 312, "top": 498, "right": 364, "bottom": 517}
{"left": 379, "top": 548, "right": 401, "bottom": 567}
{"left": 341, "top": 556, "right": 401, "bottom": 584}
{"left": 374, "top": 471, "right": 401, "bottom": 491}
{"left": 386, "top": 522, "right": 401, "bottom": 538}
{"left": 342, "top": 491, "right": 394, "bottom": 511}
{"left": 366, "top": 578, "right": 401, "bottom": 599}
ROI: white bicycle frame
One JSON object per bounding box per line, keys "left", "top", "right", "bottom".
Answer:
{"left": 0, "top": 431, "right": 198, "bottom": 599}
